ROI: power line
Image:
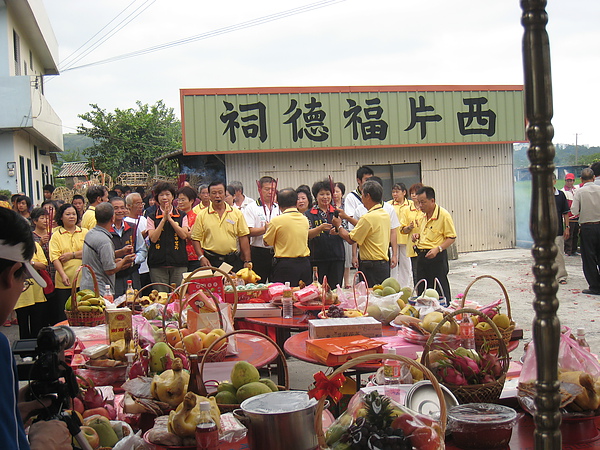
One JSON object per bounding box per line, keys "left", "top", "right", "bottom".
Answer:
{"left": 60, "top": 0, "right": 156, "bottom": 71}
{"left": 62, "top": 0, "right": 346, "bottom": 72}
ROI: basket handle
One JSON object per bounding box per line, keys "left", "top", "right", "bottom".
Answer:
{"left": 420, "top": 307, "right": 509, "bottom": 370}
{"left": 352, "top": 271, "right": 369, "bottom": 315}
{"left": 314, "top": 353, "right": 447, "bottom": 448}
{"left": 182, "top": 266, "right": 238, "bottom": 317}
{"left": 70, "top": 264, "right": 99, "bottom": 308}
{"left": 195, "top": 329, "right": 290, "bottom": 396}
{"left": 410, "top": 278, "right": 428, "bottom": 299}
{"left": 131, "top": 282, "right": 174, "bottom": 313}
{"left": 459, "top": 275, "right": 512, "bottom": 320}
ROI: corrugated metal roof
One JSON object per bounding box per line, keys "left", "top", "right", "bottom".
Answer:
{"left": 56, "top": 161, "right": 90, "bottom": 178}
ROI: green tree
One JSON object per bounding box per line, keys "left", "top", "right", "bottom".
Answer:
{"left": 77, "top": 100, "right": 181, "bottom": 178}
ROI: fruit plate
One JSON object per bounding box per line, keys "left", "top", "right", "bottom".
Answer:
{"left": 395, "top": 325, "right": 461, "bottom": 348}
{"left": 294, "top": 301, "right": 326, "bottom": 311}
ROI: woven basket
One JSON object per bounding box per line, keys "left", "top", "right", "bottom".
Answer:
{"left": 460, "top": 275, "right": 515, "bottom": 351}
{"left": 131, "top": 282, "right": 174, "bottom": 314}
{"left": 314, "top": 353, "right": 448, "bottom": 448}
{"left": 64, "top": 264, "right": 106, "bottom": 327}
{"left": 421, "top": 308, "right": 509, "bottom": 404}
{"left": 182, "top": 266, "right": 238, "bottom": 317}
{"left": 194, "top": 329, "right": 290, "bottom": 413}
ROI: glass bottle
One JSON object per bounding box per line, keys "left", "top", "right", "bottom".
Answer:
{"left": 196, "top": 401, "right": 219, "bottom": 449}
{"left": 282, "top": 281, "right": 293, "bottom": 319}
{"left": 312, "top": 266, "right": 319, "bottom": 285}
{"left": 459, "top": 315, "right": 475, "bottom": 350}
{"left": 576, "top": 328, "right": 591, "bottom": 352}
{"left": 125, "top": 280, "right": 135, "bottom": 308}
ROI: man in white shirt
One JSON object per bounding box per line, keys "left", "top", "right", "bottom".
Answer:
{"left": 125, "top": 192, "right": 150, "bottom": 290}
{"left": 243, "top": 176, "right": 280, "bottom": 282}
{"left": 230, "top": 181, "right": 254, "bottom": 211}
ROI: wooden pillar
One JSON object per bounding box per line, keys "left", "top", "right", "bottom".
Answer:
{"left": 520, "top": 0, "right": 562, "bottom": 448}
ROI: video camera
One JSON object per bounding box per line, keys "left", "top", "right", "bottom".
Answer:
{"left": 13, "top": 325, "right": 79, "bottom": 419}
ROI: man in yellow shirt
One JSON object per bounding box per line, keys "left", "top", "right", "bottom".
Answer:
{"left": 335, "top": 180, "right": 391, "bottom": 286}
{"left": 263, "top": 188, "right": 311, "bottom": 286}
{"left": 412, "top": 186, "right": 457, "bottom": 301}
{"left": 191, "top": 181, "right": 251, "bottom": 272}
{"left": 81, "top": 185, "right": 108, "bottom": 230}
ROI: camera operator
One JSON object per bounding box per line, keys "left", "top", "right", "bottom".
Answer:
{"left": 0, "top": 208, "right": 70, "bottom": 449}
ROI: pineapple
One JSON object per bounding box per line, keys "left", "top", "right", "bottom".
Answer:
{"left": 363, "top": 391, "right": 394, "bottom": 430}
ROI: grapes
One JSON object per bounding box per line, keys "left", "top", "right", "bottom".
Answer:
{"left": 327, "top": 305, "right": 346, "bottom": 318}
{"left": 339, "top": 417, "right": 410, "bottom": 449}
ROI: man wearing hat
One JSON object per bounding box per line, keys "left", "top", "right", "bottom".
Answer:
{"left": 0, "top": 208, "right": 71, "bottom": 449}
{"left": 562, "top": 172, "right": 580, "bottom": 256}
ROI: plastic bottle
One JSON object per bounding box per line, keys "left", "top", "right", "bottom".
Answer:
{"left": 282, "top": 281, "right": 293, "bottom": 319}
{"left": 195, "top": 401, "right": 219, "bottom": 450}
{"left": 104, "top": 284, "right": 114, "bottom": 303}
{"left": 383, "top": 347, "right": 402, "bottom": 403}
{"left": 125, "top": 280, "right": 135, "bottom": 308}
{"left": 312, "top": 266, "right": 319, "bottom": 284}
{"left": 577, "top": 328, "right": 591, "bottom": 352}
{"left": 125, "top": 352, "right": 136, "bottom": 380}
{"left": 459, "top": 315, "right": 475, "bottom": 350}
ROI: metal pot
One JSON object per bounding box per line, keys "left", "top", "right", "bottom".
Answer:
{"left": 233, "top": 391, "right": 320, "bottom": 450}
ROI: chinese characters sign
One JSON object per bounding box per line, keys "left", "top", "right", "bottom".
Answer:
{"left": 181, "top": 86, "right": 524, "bottom": 154}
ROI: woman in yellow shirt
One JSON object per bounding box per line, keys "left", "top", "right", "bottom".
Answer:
{"left": 389, "top": 183, "right": 414, "bottom": 288}
{"left": 14, "top": 242, "right": 47, "bottom": 339}
{"left": 49, "top": 203, "right": 87, "bottom": 324}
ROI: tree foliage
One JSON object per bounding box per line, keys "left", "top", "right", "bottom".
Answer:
{"left": 77, "top": 100, "right": 181, "bottom": 178}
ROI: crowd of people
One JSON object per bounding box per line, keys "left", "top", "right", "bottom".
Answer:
{"left": 0, "top": 166, "right": 460, "bottom": 341}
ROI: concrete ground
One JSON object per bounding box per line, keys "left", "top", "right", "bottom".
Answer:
{"left": 3, "top": 248, "right": 597, "bottom": 391}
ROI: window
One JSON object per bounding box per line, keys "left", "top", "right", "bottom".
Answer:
{"left": 19, "top": 156, "right": 25, "bottom": 192}
{"left": 34, "top": 146, "right": 38, "bottom": 169}
{"left": 366, "top": 163, "right": 421, "bottom": 202}
{"left": 13, "top": 30, "right": 21, "bottom": 76}
{"left": 27, "top": 158, "right": 33, "bottom": 198}
{"left": 29, "top": 50, "right": 33, "bottom": 72}
{"left": 36, "top": 180, "right": 40, "bottom": 200}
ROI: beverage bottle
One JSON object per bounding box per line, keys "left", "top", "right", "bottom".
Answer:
{"left": 125, "top": 352, "right": 136, "bottom": 380}
{"left": 576, "top": 327, "right": 591, "bottom": 352}
{"left": 312, "top": 266, "right": 319, "bottom": 285}
{"left": 383, "top": 347, "right": 402, "bottom": 403}
{"left": 195, "top": 401, "right": 219, "bottom": 450}
{"left": 459, "top": 315, "right": 475, "bottom": 350}
{"left": 282, "top": 281, "right": 293, "bottom": 319}
{"left": 125, "top": 280, "right": 135, "bottom": 308}
{"left": 104, "top": 284, "right": 114, "bottom": 303}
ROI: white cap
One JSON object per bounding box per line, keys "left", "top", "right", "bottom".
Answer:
{"left": 199, "top": 401, "right": 211, "bottom": 411}
{"left": 0, "top": 240, "right": 46, "bottom": 288}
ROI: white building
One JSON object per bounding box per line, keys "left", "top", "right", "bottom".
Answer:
{"left": 0, "top": 0, "right": 62, "bottom": 203}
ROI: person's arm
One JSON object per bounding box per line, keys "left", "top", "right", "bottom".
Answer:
{"left": 571, "top": 191, "right": 581, "bottom": 217}
{"left": 28, "top": 420, "right": 71, "bottom": 450}
{"left": 134, "top": 228, "right": 148, "bottom": 264}
{"left": 390, "top": 227, "right": 398, "bottom": 268}
{"left": 239, "top": 235, "right": 251, "bottom": 267}
{"left": 115, "top": 245, "right": 133, "bottom": 258}
{"left": 563, "top": 212, "right": 570, "bottom": 240}
{"left": 308, "top": 222, "right": 332, "bottom": 239}
{"left": 425, "top": 237, "right": 456, "bottom": 259}
{"left": 148, "top": 210, "right": 166, "bottom": 243}
{"left": 168, "top": 212, "right": 189, "bottom": 240}
{"left": 105, "top": 254, "right": 136, "bottom": 275}
{"left": 53, "top": 259, "right": 70, "bottom": 286}
{"left": 333, "top": 216, "right": 356, "bottom": 245}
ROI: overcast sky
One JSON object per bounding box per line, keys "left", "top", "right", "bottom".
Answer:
{"left": 43, "top": 0, "right": 600, "bottom": 147}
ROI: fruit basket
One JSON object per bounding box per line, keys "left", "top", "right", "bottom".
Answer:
{"left": 182, "top": 265, "right": 238, "bottom": 317}
{"left": 313, "top": 353, "right": 447, "bottom": 448}
{"left": 195, "top": 329, "right": 290, "bottom": 413}
{"left": 317, "top": 272, "right": 369, "bottom": 319}
{"left": 421, "top": 308, "right": 510, "bottom": 404}
{"left": 395, "top": 325, "right": 461, "bottom": 348}
{"left": 131, "top": 282, "right": 175, "bottom": 313}
{"left": 459, "top": 275, "right": 515, "bottom": 352}
{"left": 64, "top": 264, "right": 106, "bottom": 327}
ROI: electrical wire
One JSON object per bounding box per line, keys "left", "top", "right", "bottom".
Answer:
{"left": 62, "top": 0, "right": 346, "bottom": 72}
{"left": 60, "top": 0, "right": 156, "bottom": 72}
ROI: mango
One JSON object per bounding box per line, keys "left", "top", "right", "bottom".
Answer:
{"left": 217, "top": 382, "right": 237, "bottom": 395}
{"left": 381, "top": 286, "right": 396, "bottom": 297}
{"left": 381, "top": 277, "right": 401, "bottom": 293}
{"left": 85, "top": 416, "right": 119, "bottom": 447}
{"left": 236, "top": 381, "right": 272, "bottom": 403}
{"left": 424, "top": 288, "right": 440, "bottom": 300}
{"left": 150, "top": 342, "right": 174, "bottom": 373}
{"left": 230, "top": 361, "right": 260, "bottom": 389}
{"left": 215, "top": 391, "right": 238, "bottom": 405}
{"left": 259, "top": 378, "right": 279, "bottom": 392}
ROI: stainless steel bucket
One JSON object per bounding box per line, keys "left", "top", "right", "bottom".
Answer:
{"left": 233, "top": 391, "right": 319, "bottom": 450}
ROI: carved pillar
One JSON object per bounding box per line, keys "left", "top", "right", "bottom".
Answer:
{"left": 520, "top": 0, "right": 562, "bottom": 448}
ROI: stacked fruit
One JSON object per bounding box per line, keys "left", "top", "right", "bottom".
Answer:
{"left": 65, "top": 289, "right": 106, "bottom": 313}
{"left": 164, "top": 327, "right": 227, "bottom": 355}
{"left": 215, "top": 361, "right": 278, "bottom": 405}
{"left": 429, "top": 346, "right": 506, "bottom": 386}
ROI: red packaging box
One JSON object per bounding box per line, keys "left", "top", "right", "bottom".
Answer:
{"left": 306, "top": 335, "right": 384, "bottom": 366}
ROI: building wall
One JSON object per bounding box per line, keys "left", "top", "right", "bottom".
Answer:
{"left": 225, "top": 143, "right": 515, "bottom": 252}
{"left": 12, "top": 129, "right": 53, "bottom": 203}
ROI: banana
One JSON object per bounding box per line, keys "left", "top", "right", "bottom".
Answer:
{"left": 78, "top": 305, "right": 92, "bottom": 312}
{"left": 79, "top": 300, "right": 91, "bottom": 307}
{"left": 81, "top": 293, "right": 95, "bottom": 302}
{"left": 88, "top": 297, "right": 102, "bottom": 305}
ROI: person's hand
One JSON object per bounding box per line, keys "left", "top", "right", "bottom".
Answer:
{"left": 390, "top": 255, "right": 398, "bottom": 268}
{"left": 61, "top": 273, "right": 71, "bottom": 286}
{"left": 199, "top": 256, "right": 211, "bottom": 267}
{"left": 352, "top": 255, "right": 359, "bottom": 268}
{"left": 243, "top": 261, "right": 252, "bottom": 269}
{"left": 411, "top": 233, "right": 420, "bottom": 243}
{"left": 320, "top": 223, "right": 333, "bottom": 234}
{"left": 28, "top": 419, "right": 71, "bottom": 450}
{"left": 563, "top": 227, "right": 570, "bottom": 240}
{"left": 40, "top": 234, "right": 50, "bottom": 245}
{"left": 336, "top": 209, "right": 348, "bottom": 220}
{"left": 58, "top": 253, "right": 72, "bottom": 263}
{"left": 332, "top": 216, "right": 342, "bottom": 229}
{"left": 425, "top": 247, "right": 440, "bottom": 259}
{"left": 18, "top": 387, "right": 52, "bottom": 422}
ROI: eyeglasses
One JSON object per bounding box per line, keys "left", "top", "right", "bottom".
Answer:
{"left": 22, "top": 279, "right": 33, "bottom": 292}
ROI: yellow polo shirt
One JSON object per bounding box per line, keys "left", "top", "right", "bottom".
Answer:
{"left": 263, "top": 208, "right": 310, "bottom": 258}
{"left": 191, "top": 203, "right": 249, "bottom": 254}
{"left": 349, "top": 205, "right": 390, "bottom": 261}
{"left": 192, "top": 203, "right": 209, "bottom": 215}
{"left": 49, "top": 226, "right": 88, "bottom": 289}
{"left": 389, "top": 198, "right": 413, "bottom": 245}
{"left": 417, "top": 204, "right": 456, "bottom": 249}
{"left": 81, "top": 206, "right": 96, "bottom": 230}
{"left": 16, "top": 243, "right": 47, "bottom": 309}
{"left": 400, "top": 204, "right": 425, "bottom": 257}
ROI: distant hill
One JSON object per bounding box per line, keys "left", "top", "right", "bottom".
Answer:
{"left": 513, "top": 143, "right": 600, "bottom": 168}
{"left": 64, "top": 133, "right": 95, "bottom": 152}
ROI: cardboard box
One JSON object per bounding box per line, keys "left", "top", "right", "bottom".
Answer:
{"left": 308, "top": 316, "right": 383, "bottom": 339}
{"left": 235, "top": 303, "right": 281, "bottom": 318}
{"left": 105, "top": 308, "right": 132, "bottom": 342}
{"left": 306, "top": 335, "right": 384, "bottom": 365}
{"left": 224, "top": 288, "right": 271, "bottom": 304}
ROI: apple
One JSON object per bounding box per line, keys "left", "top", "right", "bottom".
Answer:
{"left": 82, "top": 407, "right": 110, "bottom": 420}
{"left": 180, "top": 328, "right": 193, "bottom": 337}
{"left": 202, "top": 331, "right": 221, "bottom": 349}
{"left": 195, "top": 331, "right": 207, "bottom": 343}
{"left": 165, "top": 328, "right": 182, "bottom": 346}
{"left": 80, "top": 426, "right": 100, "bottom": 449}
{"left": 183, "top": 332, "right": 203, "bottom": 354}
